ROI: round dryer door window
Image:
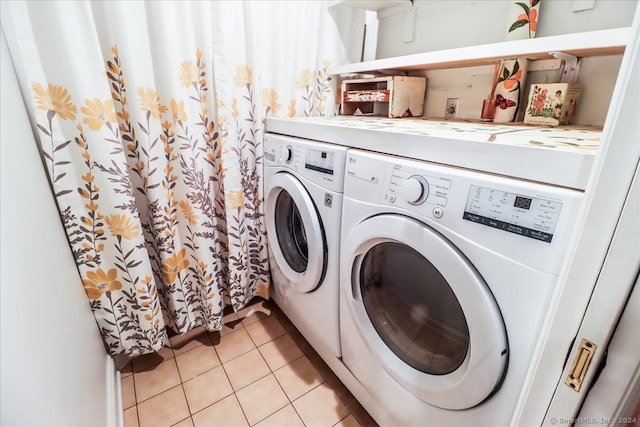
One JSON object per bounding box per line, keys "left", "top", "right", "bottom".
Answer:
{"left": 360, "top": 241, "right": 469, "bottom": 376}
{"left": 343, "top": 214, "right": 508, "bottom": 410}
{"left": 265, "top": 172, "right": 326, "bottom": 295}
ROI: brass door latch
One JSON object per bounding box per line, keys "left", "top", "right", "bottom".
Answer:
{"left": 565, "top": 338, "right": 597, "bottom": 392}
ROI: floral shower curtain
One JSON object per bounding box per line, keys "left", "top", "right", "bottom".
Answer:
{"left": 2, "top": 1, "right": 352, "bottom": 356}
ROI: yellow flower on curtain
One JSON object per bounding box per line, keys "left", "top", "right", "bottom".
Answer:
{"left": 170, "top": 99, "right": 187, "bottom": 124}
{"left": 161, "top": 120, "right": 173, "bottom": 131}
{"left": 296, "top": 69, "right": 316, "bottom": 90}
{"left": 233, "top": 65, "right": 252, "bottom": 87}
{"left": 287, "top": 100, "right": 297, "bottom": 117}
{"left": 254, "top": 281, "right": 269, "bottom": 299}
{"left": 179, "top": 61, "right": 198, "bottom": 88}
{"left": 32, "top": 82, "right": 77, "bottom": 121}
{"left": 162, "top": 248, "right": 189, "bottom": 284}
{"left": 104, "top": 214, "right": 140, "bottom": 240}
{"left": 83, "top": 268, "right": 123, "bottom": 299}
{"left": 261, "top": 89, "right": 281, "bottom": 116}
{"left": 226, "top": 190, "right": 244, "bottom": 209}
{"left": 137, "top": 87, "right": 168, "bottom": 119}
{"left": 231, "top": 98, "right": 239, "bottom": 121}
{"left": 81, "top": 98, "right": 116, "bottom": 131}
{"left": 178, "top": 200, "right": 198, "bottom": 225}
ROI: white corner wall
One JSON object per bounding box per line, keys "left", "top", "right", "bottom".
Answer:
{"left": 0, "top": 28, "right": 112, "bottom": 426}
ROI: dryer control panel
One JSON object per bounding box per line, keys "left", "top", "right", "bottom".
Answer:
{"left": 344, "top": 148, "right": 584, "bottom": 274}
{"left": 463, "top": 185, "right": 563, "bottom": 243}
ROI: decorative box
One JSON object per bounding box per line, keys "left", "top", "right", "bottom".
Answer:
{"left": 524, "top": 83, "right": 582, "bottom": 126}
{"left": 341, "top": 76, "right": 426, "bottom": 118}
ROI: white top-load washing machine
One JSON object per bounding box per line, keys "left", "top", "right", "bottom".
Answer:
{"left": 339, "top": 149, "right": 584, "bottom": 426}
{"left": 264, "top": 134, "right": 346, "bottom": 360}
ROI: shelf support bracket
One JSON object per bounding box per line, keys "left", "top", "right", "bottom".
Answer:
{"left": 550, "top": 51, "right": 581, "bottom": 84}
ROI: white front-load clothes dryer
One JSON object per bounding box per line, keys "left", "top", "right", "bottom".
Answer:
{"left": 339, "top": 149, "right": 584, "bottom": 426}
{"left": 264, "top": 134, "right": 346, "bottom": 360}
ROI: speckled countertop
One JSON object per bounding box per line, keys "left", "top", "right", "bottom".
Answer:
{"left": 265, "top": 116, "right": 603, "bottom": 190}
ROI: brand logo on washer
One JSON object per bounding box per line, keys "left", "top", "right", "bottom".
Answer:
{"left": 324, "top": 193, "right": 333, "bottom": 208}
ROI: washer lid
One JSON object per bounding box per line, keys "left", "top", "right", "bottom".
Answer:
{"left": 265, "top": 172, "right": 326, "bottom": 296}
{"left": 342, "top": 214, "right": 508, "bottom": 410}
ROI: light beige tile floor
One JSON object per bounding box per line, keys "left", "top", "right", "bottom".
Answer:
{"left": 120, "top": 298, "right": 378, "bottom": 427}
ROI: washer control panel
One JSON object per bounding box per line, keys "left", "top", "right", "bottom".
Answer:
{"left": 305, "top": 148, "right": 336, "bottom": 175}
{"left": 463, "top": 185, "right": 563, "bottom": 243}
{"left": 264, "top": 134, "right": 347, "bottom": 193}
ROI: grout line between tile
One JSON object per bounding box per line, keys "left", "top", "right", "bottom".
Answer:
{"left": 134, "top": 405, "right": 140, "bottom": 427}
{"left": 177, "top": 378, "right": 192, "bottom": 418}
{"left": 235, "top": 393, "right": 252, "bottom": 427}
{"left": 133, "top": 357, "right": 181, "bottom": 405}
{"left": 289, "top": 399, "right": 307, "bottom": 427}
{"left": 250, "top": 373, "right": 293, "bottom": 426}
{"left": 332, "top": 413, "right": 351, "bottom": 427}
{"left": 170, "top": 415, "right": 192, "bottom": 427}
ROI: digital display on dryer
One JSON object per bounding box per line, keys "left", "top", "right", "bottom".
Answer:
{"left": 514, "top": 196, "right": 532, "bottom": 210}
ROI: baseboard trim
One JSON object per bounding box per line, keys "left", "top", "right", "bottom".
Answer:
{"left": 106, "top": 355, "right": 123, "bottom": 427}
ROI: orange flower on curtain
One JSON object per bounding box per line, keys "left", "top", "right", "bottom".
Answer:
{"left": 33, "top": 82, "right": 77, "bottom": 121}
{"left": 83, "top": 268, "right": 123, "bottom": 299}
{"left": 104, "top": 214, "right": 140, "bottom": 240}
{"left": 162, "top": 249, "right": 190, "bottom": 284}
{"left": 81, "top": 98, "right": 117, "bottom": 131}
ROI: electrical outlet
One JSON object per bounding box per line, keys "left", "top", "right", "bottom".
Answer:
{"left": 445, "top": 98, "right": 459, "bottom": 119}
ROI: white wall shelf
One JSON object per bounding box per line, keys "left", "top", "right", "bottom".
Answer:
{"left": 329, "top": 27, "right": 631, "bottom": 75}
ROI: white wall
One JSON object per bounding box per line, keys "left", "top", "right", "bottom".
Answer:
{"left": 375, "top": 0, "right": 637, "bottom": 58}
{"left": 0, "top": 28, "right": 111, "bottom": 426}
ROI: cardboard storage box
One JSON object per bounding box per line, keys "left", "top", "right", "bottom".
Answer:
{"left": 524, "top": 83, "right": 582, "bottom": 126}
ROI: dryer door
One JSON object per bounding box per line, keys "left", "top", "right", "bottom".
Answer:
{"left": 265, "top": 172, "right": 326, "bottom": 296}
{"left": 343, "top": 214, "right": 508, "bottom": 410}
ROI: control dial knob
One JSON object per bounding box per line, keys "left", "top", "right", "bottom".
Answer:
{"left": 400, "top": 175, "right": 429, "bottom": 205}
{"left": 281, "top": 145, "right": 293, "bottom": 163}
